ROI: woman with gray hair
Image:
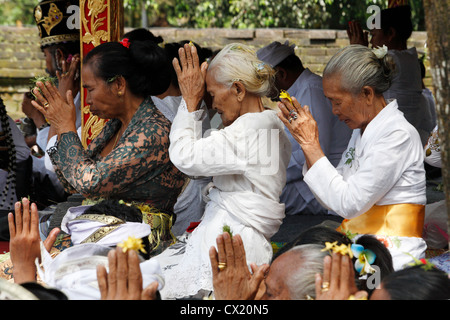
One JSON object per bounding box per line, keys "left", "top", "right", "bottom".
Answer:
{"left": 278, "top": 45, "right": 427, "bottom": 271}
{"left": 153, "top": 43, "right": 291, "bottom": 299}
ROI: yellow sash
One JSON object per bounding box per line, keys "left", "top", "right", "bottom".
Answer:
{"left": 338, "top": 203, "right": 425, "bottom": 238}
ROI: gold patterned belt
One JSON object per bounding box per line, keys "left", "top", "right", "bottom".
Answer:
{"left": 338, "top": 203, "right": 425, "bottom": 238}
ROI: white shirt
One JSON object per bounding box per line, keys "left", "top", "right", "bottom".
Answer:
{"left": 281, "top": 68, "right": 352, "bottom": 215}
{"left": 169, "top": 100, "right": 291, "bottom": 202}
{"left": 303, "top": 100, "right": 426, "bottom": 219}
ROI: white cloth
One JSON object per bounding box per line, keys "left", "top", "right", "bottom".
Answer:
{"left": 280, "top": 69, "right": 352, "bottom": 215}
{"left": 303, "top": 100, "right": 427, "bottom": 270}
{"left": 155, "top": 99, "right": 291, "bottom": 299}
{"left": 61, "top": 205, "right": 151, "bottom": 247}
{"left": 37, "top": 242, "right": 164, "bottom": 300}
{"left": 151, "top": 95, "right": 212, "bottom": 236}
{"left": 384, "top": 48, "right": 434, "bottom": 145}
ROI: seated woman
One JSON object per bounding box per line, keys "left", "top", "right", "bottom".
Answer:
{"left": 154, "top": 43, "right": 291, "bottom": 299}
{"left": 31, "top": 40, "right": 186, "bottom": 254}
{"left": 278, "top": 45, "right": 427, "bottom": 270}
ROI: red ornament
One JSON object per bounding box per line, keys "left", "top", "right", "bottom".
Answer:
{"left": 120, "top": 38, "right": 130, "bottom": 49}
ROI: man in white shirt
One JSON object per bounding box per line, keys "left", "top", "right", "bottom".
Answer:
{"left": 257, "top": 41, "right": 352, "bottom": 216}
{"left": 29, "top": 0, "right": 82, "bottom": 207}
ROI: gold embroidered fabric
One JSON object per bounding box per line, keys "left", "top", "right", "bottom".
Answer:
{"left": 74, "top": 214, "right": 125, "bottom": 244}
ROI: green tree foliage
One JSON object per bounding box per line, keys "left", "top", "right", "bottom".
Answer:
{"left": 0, "top": 0, "right": 425, "bottom": 31}
{"left": 131, "top": 0, "right": 425, "bottom": 30}
{"left": 0, "top": 0, "right": 37, "bottom": 26}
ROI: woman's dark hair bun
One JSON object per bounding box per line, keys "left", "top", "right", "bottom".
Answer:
{"left": 128, "top": 40, "right": 172, "bottom": 96}
{"left": 83, "top": 40, "right": 171, "bottom": 97}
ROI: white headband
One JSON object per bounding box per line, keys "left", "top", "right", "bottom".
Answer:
{"left": 61, "top": 205, "right": 151, "bottom": 247}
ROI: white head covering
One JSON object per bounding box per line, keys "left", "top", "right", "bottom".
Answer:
{"left": 37, "top": 242, "right": 164, "bottom": 300}
{"left": 256, "top": 40, "right": 296, "bottom": 67}
{"left": 61, "top": 205, "right": 151, "bottom": 246}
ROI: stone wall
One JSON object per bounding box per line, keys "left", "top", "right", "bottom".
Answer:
{"left": 0, "top": 26, "right": 430, "bottom": 120}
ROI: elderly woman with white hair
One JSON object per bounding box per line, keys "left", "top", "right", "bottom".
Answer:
{"left": 153, "top": 43, "right": 291, "bottom": 299}
{"left": 278, "top": 44, "right": 427, "bottom": 271}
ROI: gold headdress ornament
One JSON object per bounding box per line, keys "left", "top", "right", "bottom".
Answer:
{"left": 34, "top": 0, "right": 79, "bottom": 48}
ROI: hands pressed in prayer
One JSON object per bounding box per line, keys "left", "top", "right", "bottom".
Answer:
{"left": 31, "top": 80, "right": 77, "bottom": 138}
{"left": 56, "top": 53, "right": 80, "bottom": 103}
{"left": 277, "top": 96, "right": 325, "bottom": 168}
{"left": 96, "top": 246, "right": 159, "bottom": 300}
{"left": 315, "top": 252, "right": 368, "bottom": 300}
{"left": 347, "top": 21, "right": 369, "bottom": 47}
{"left": 8, "top": 198, "right": 60, "bottom": 284}
{"left": 209, "top": 232, "right": 268, "bottom": 300}
{"left": 172, "top": 42, "right": 208, "bottom": 113}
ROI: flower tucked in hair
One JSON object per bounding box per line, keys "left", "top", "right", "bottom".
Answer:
{"left": 372, "top": 45, "right": 388, "bottom": 59}
{"left": 118, "top": 236, "right": 147, "bottom": 254}
{"left": 321, "top": 241, "right": 354, "bottom": 258}
{"left": 351, "top": 244, "right": 376, "bottom": 276}
{"left": 120, "top": 38, "right": 130, "bottom": 49}
{"left": 279, "top": 89, "right": 292, "bottom": 103}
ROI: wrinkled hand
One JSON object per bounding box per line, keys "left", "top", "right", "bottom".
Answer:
{"left": 172, "top": 43, "right": 208, "bottom": 112}
{"left": 278, "top": 96, "right": 324, "bottom": 168}
{"left": 209, "top": 232, "right": 268, "bottom": 300}
{"left": 315, "top": 253, "right": 368, "bottom": 300}
{"left": 97, "top": 247, "right": 159, "bottom": 300}
{"left": 8, "top": 198, "right": 60, "bottom": 284}
{"left": 347, "top": 21, "right": 369, "bottom": 46}
{"left": 31, "top": 80, "right": 77, "bottom": 136}
{"left": 56, "top": 54, "right": 80, "bottom": 102}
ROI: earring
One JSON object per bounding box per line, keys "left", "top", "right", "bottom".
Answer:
{"left": 118, "top": 91, "right": 123, "bottom": 97}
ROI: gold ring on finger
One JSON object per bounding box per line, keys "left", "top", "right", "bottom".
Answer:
{"left": 218, "top": 262, "right": 227, "bottom": 270}
{"left": 43, "top": 102, "right": 49, "bottom": 108}
{"left": 321, "top": 281, "right": 330, "bottom": 292}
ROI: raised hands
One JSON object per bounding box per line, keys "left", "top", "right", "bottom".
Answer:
{"left": 8, "top": 198, "right": 60, "bottom": 284}
{"left": 277, "top": 96, "right": 324, "bottom": 168}
{"left": 56, "top": 54, "right": 80, "bottom": 103}
{"left": 31, "top": 79, "right": 77, "bottom": 138}
{"left": 315, "top": 253, "right": 368, "bottom": 300}
{"left": 96, "top": 247, "right": 159, "bottom": 300}
{"left": 347, "top": 21, "right": 369, "bottom": 47}
{"left": 172, "top": 42, "right": 208, "bottom": 112}
{"left": 209, "top": 232, "right": 268, "bottom": 300}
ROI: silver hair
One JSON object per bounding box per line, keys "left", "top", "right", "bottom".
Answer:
{"left": 285, "top": 244, "right": 329, "bottom": 300}
{"left": 207, "top": 43, "right": 276, "bottom": 97}
{"left": 323, "top": 44, "right": 396, "bottom": 95}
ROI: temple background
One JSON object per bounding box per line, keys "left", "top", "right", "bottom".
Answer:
{"left": 0, "top": 26, "right": 430, "bottom": 121}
